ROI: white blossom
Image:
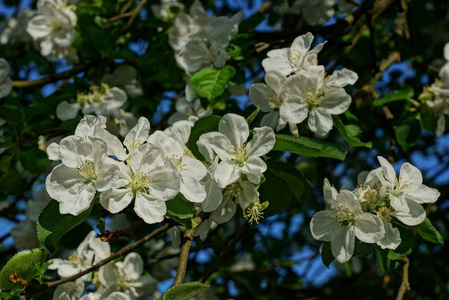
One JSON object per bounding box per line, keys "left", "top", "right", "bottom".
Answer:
{"left": 0, "top": 58, "right": 12, "bottom": 99}
{"left": 102, "top": 65, "right": 143, "bottom": 98}
{"left": 290, "top": 0, "right": 335, "bottom": 26}
{"left": 48, "top": 231, "right": 110, "bottom": 281}
{"left": 54, "top": 279, "right": 84, "bottom": 300}
{"left": 262, "top": 32, "right": 326, "bottom": 76}
{"left": 151, "top": 0, "right": 184, "bottom": 20}
{"left": 282, "top": 65, "right": 358, "bottom": 137}
{"left": 26, "top": 0, "right": 77, "bottom": 62}
{"left": 310, "top": 189, "right": 384, "bottom": 263}
{"left": 99, "top": 253, "right": 157, "bottom": 299}
{"left": 197, "top": 113, "right": 275, "bottom": 187}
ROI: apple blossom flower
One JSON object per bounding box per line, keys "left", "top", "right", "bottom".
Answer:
{"left": 282, "top": 65, "right": 358, "bottom": 137}
{"left": 151, "top": 0, "right": 184, "bottom": 20}
{"left": 197, "top": 113, "right": 275, "bottom": 187}
{"left": 54, "top": 279, "right": 84, "bottom": 300}
{"left": 26, "top": 0, "right": 77, "bottom": 62}
{"left": 310, "top": 189, "right": 384, "bottom": 263}
{"left": 48, "top": 231, "right": 110, "bottom": 281}
{"left": 102, "top": 65, "right": 143, "bottom": 98}
{"left": 98, "top": 143, "right": 180, "bottom": 223}
{"left": 261, "top": 32, "right": 326, "bottom": 76}
{"left": 98, "top": 253, "right": 157, "bottom": 299}
{"left": 0, "top": 58, "right": 12, "bottom": 99}
{"left": 290, "top": 0, "right": 335, "bottom": 26}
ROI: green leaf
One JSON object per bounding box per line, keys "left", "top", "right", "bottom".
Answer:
{"left": 258, "top": 168, "right": 293, "bottom": 217}
{"left": 246, "top": 105, "right": 260, "bottom": 125}
{"left": 395, "top": 115, "right": 421, "bottom": 151}
{"left": 37, "top": 200, "right": 94, "bottom": 253}
{"left": 321, "top": 242, "right": 334, "bottom": 268}
{"left": 372, "top": 86, "right": 414, "bottom": 107}
{"left": 272, "top": 134, "right": 347, "bottom": 161}
{"left": 189, "top": 66, "right": 236, "bottom": 101}
{"left": 414, "top": 218, "right": 444, "bottom": 245}
{"left": 332, "top": 115, "right": 372, "bottom": 148}
{"left": 166, "top": 195, "right": 196, "bottom": 219}
{"left": 162, "top": 282, "right": 209, "bottom": 300}
{"left": 185, "top": 115, "right": 221, "bottom": 161}
{"left": 0, "top": 104, "right": 24, "bottom": 124}
{"left": 353, "top": 240, "right": 372, "bottom": 257}
{"left": 0, "top": 248, "right": 47, "bottom": 291}
{"left": 239, "top": 12, "right": 265, "bottom": 33}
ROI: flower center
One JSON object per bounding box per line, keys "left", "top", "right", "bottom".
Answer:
{"left": 170, "top": 154, "right": 187, "bottom": 171}
{"left": 391, "top": 177, "right": 409, "bottom": 197}
{"left": 68, "top": 252, "right": 85, "bottom": 266}
{"left": 76, "top": 161, "right": 98, "bottom": 184}
{"left": 333, "top": 205, "right": 355, "bottom": 226}
{"left": 288, "top": 50, "right": 303, "bottom": 68}
{"left": 268, "top": 94, "right": 282, "bottom": 109}
{"left": 376, "top": 206, "right": 394, "bottom": 221}
{"left": 245, "top": 201, "right": 266, "bottom": 224}
{"left": 131, "top": 171, "right": 152, "bottom": 194}
{"left": 230, "top": 146, "right": 247, "bottom": 167}
{"left": 305, "top": 86, "right": 325, "bottom": 107}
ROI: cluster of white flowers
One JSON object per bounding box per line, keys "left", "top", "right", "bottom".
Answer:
{"left": 249, "top": 32, "right": 358, "bottom": 137}
{"left": 420, "top": 43, "right": 449, "bottom": 137}
{"left": 45, "top": 112, "right": 275, "bottom": 229}
{"left": 310, "top": 156, "right": 440, "bottom": 263}
{"left": 56, "top": 83, "right": 136, "bottom": 137}
{"left": 49, "top": 231, "right": 155, "bottom": 299}
{"left": 151, "top": 0, "right": 185, "bottom": 20}
{"left": 168, "top": 0, "right": 243, "bottom": 75}
{"left": 0, "top": 9, "right": 34, "bottom": 45}
{"left": 26, "top": 0, "right": 78, "bottom": 63}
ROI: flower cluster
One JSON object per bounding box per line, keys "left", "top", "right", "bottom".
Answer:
{"left": 56, "top": 83, "right": 136, "bottom": 137}
{"left": 168, "top": 0, "right": 243, "bottom": 75}
{"left": 45, "top": 113, "right": 275, "bottom": 226}
{"left": 419, "top": 42, "right": 449, "bottom": 137}
{"left": 26, "top": 0, "right": 78, "bottom": 63}
{"left": 49, "top": 231, "right": 156, "bottom": 299}
{"left": 310, "top": 156, "right": 440, "bottom": 263}
{"left": 249, "top": 32, "right": 358, "bottom": 137}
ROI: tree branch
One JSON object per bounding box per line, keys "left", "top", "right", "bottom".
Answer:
{"left": 396, "top": 257, "right": 410, "bottom": 300}
{"left": 172, "top": 212, "right": 209, "bottom": 286}
{"left": 113, "top": 0, "right": 148, "bottom": 40}
{"left": 44, "top": 222, "right": 173, "bottom": 290}
{"left": 12, "top": 62, "right": 94, "bottom": 89}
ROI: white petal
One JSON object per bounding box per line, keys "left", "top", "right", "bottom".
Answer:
{"left": 308, "top": 107, "right": 333, "bottom": 137}
{"left": 201, "top": 177, "right": 223, "bottom": 212}
{"left": 56, "top": 101, "right": 80, "bottom": 121}
{"left": 245, "top": 127, "right": 275, "bottom": 158}
{"left": 390, "top": 195, "right": 410, "bottom": 214}
{"left": 211, "top": 196, "right": 236, "bottom": 224}
{"left": 310, "top": 210, "right": 339, "bottom": 241}
{"left": 198, "top": 132, "right": 233, "bottom": 162}
{"left": 265, "top": 70, "right": 287, "bottom": 96}
{"left": 124, "top": 117, "right": 150, "bottom": 149}
{"left": 405, "top": 185, "right": 440, "bottom": 204}
{"left": 326, "top": 68, "right": 358, "bottom": 87}
{"left": 395, "top": 199, "right": 426, "bottom": 226}
{"left": 377, "top": 156, "right": 396, "bottom": 184}
{"left": 147, "top": 167, "right": 180, "bottom": 201}
{"left": 320, "top": 88, "right": 352, "bottom": 115}
{"left": 354, "top": 213, "right": 384, "bottom": 243}
{"left": 241, "top": 156, "right": 267, "bottom": 185}
{"left": 100, "top": 188, "right": 133, "bottom": 214}
{"left": 134, "top": 193, "right": 166, "bottom": 224}
{"left": 399, "top": 163, "right": 423, "bottom": 186}
{"left": 331, "top": 226, "right": 355, "bottom": 263}
{"left": 47, "top": 142, "right": 61, "bottom": 160}
{"left": 219, "top": 113, "right": 249, "bottom": 148}
{"left": 180, "top": 176, "right": 206, "bottom": 203}
{"left": 249, "top": 83, "right": 275, "bottom": 112}
{"left": 123, "top": 253, "right": 143, "bottom": 280}
{"left": 214, "top": 161, "right": 237, "bottom": 188}
{"left": 377, "top": 221, "right": 401, "bottom": 250}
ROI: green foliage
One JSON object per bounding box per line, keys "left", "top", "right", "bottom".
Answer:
{"left": 189, "top": 66, "right": 236, "bottom": 101}
{"left": 37, "top": 200, "right": 94, "bottom": 253}
{"left": 272, "top": 134, "right": 347, "bottom": 161}
{"left": 321, "top": 242, "right": 334, "bottom": 268}
{"left": 0, "top": 248, "right": 46, "bottom": 291}
{"left": 332, "top": 115, "right": 373, "bottom": 148}
{"left": 185, "top": 115, "right": 221, "bottom": 161}
{"left": 395, "top": 114, "right": 422, "bottom": 151}
{"left": 372, "top": 86, "right": 415, "bottom": 107}
{"left": 414, "top": 218, "right": 445, "bottom": 246}
{"left": 246, "top": 105, "right": 260, "bottom": 125}
{"left": 166, "top": 195, "right": 197, "bottom": 229}
{"left": 387, "top": 225, "right": 415, "bottom": 260}
{"left": 162, "top": 282, "right": 210, "bottom": 300}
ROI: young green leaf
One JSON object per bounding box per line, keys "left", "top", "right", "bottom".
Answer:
{"left": 162, "top": 282, "right": 210, "bottom": 300}
{"left": 37, "top": 200, "right": 94, "bottom": 253}
{"left": 0, "top": 248, "right": 47, "bottom": 291}
{"left": 332, "top": 115, "right": 372, "bottom": 148}
{"left": 272, "top": 134, "right": 347, "bottom": 161}
{"left": 372, "top": 86, "right": 415, "bottom": 107}
{"left": 414, "top": 218, "right": 444, "bottom": 245}
{"left": 189, "top": 66, "right": 236, "bottom": 101}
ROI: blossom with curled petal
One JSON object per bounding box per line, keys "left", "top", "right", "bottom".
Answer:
{"left": 48, "top": 231, "right": 110, "bottom": 281}
{"left": 261, "top": 32, "right": 325, "bottom": 76}
{"left": 98, "top": 143, "right": 180, "bottom": 224}
{"left": 197, "top": 113, "right": 275, "bottom": 188}
{"left": 365, "top": 156, "right": 440, "bottom": 224}
{"left": 45, "top": 135, "right": 114, "bottom": 215}
{"left": 310, "top": 189, "right": 384, "bottom": 263}
{"left": 99, "top": 253, "right": 156, "bottom": 299}
{"left": 282, "top": 65, "right": 358, "bottom": 137}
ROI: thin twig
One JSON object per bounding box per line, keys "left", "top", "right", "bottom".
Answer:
{"left": 12, "top": 62, "right": 93, "bottom": 89}
{"left": 44, "top": 222, "right": 173, "bottom": 289}
{"left": 396, "top": 257, "right": 411, "bottom": 300}
{"left": 113, "top": 0, "right": 147, "bottom": 40}
{"left": 172, "top": 212, "right": 209, "bottom": 286}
